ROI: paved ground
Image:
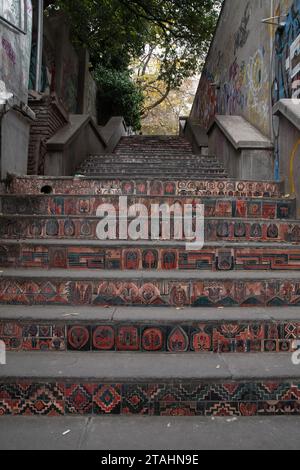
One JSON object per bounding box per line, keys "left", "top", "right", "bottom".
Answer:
{"left": 2, "top": 352, "right": 300, "bottom": 381}
{"left": 0, "top": 416, "right": 300, "bottom": 450}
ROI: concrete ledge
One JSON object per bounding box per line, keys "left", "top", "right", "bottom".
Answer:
{"left": 47, "top": 115, "right": 106, "bottom": 151}
{"left": 0, "top": 416, "right": 300, "bottom": 450}
{"left": 273, "top": 99, "right": 300, "bottom": 131}
{"left": 0, "top": 239, "right": 298, "bottom": 249}
{"left": 0, "top": 305, "right": 300, "bottom": 322}
{"left": 208, "top": 115, "right": 274, "bottom": 150}
{"left": 2, "top": 268, "right": 300, "bottom": 281}
{"left": 181, "top": 118, "right": 209, "bottom": 153}
{"left": 1, "top": 352, "right": 300, "bottom": 381}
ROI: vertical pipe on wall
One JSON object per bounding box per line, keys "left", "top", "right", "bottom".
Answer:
{"left": 35, "top": 0, "right": 44, "bottom": 92}
{"left": 270, "top": 0, "right": 280, "bottom": 181}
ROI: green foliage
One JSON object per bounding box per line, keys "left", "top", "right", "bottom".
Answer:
{"left": 47, "top": 0, "right": 221, "bottom": 124}
{"left": 48, "top": 0, "right": 149, "bottom": 70}
{"left": 94, "top": 66, "right": 144, "bottom": 130}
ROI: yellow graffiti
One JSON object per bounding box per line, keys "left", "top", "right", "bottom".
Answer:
{"left": 289, "top": 138, "right": 300, "bottom": 195}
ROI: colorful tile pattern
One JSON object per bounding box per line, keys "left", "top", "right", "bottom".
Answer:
{"left": 1, "top": 217, "right": 300, "bottom": 243}
{"left": 0, "top": 195, "right": 294, "bottom": 219}
{"left": 1, "top": 320, "right": 299, "bottom": 353}
{"left": 8, "top": 177, "right": 283, "bottom": 198}
{"left": 3, "top": 244, "right": 300, "bottom": 271}
{"left": 1, "top": 380, "right": 300, "bottom": 416}
{"left": 1, "top": 278, "right": 300, "bottom": 307}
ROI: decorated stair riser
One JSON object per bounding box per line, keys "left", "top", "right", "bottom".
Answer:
{"left": 78, "top": 171, "right": 228, "bottom": 178}
{"left": 80, "top": 156, "right": 221, "bottom": 164}
{"left": 1, "top": 216, "right": 300, "bottom": 243}
{"left": 1, "top": 278, "right": 300, "bottom": 307}
{"left": 1, "top": 381, "right": 300, "bottom": 416}
{"left": 1, "top": 320, "right": 299, "bottom": 353}
{"left": 7, "top": 178, "right": 283, "bottom": 198}
{"left": 0, "top": 196, "right": 295, "bottom": 219}
{"left": 3, "top": 244, "right": 300, "bottom": 271}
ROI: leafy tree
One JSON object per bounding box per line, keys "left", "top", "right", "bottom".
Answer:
{"left": 94, "top": 66, "right": 144, "bottom": 130}
{"left": 142, "top": 76, "right": 197, "bottom": 135}
{"left": 47, "top": 0, "right": 221, "bottom": 124}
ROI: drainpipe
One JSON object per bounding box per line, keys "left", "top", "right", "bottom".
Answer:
{"left": 269, "top": 0, "right": 280, "bottom": 181}
{"left": 35, "top": 0, "right": 44, "bottom": 92}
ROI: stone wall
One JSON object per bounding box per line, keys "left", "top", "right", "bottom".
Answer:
{"left": 190, "top": 0, "right": 294, "bottom": 139}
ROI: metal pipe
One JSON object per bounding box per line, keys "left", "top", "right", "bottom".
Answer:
{"left": 35, "top": 0, "right": 44, "bottom": 92}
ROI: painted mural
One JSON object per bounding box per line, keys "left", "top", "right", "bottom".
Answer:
{"left": 190, "top": 0, "right": 299, "bottom": 138}
{"left": 191, "top": 0, "right": 272, "bottom": 136}
{"left": 272, "top": 0, "right": 300, "bottom": 103}
{"left": 0, "top": 0, "right": 32, "bottom": 103}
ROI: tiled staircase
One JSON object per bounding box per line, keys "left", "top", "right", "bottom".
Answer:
{"left": 1, "top": 135, "right": 300, "bottom": 417}
{"left": 78, "top": 136, "right": 227, "bottom": 179}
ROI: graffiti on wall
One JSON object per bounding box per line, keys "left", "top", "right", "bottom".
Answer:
{"left": 0, "top": 0, "right": 32, "bottom": 103}
{"left": 272, "top": 0, "right": 300, "bottom": 104}
{"left": 234, "top": 2, "right": 251, "bottom": 55}
{"left": 0, "top": 0, "right": 23, "bottom": 31}
{"left": 193, "top": 46, "right": 269, "bottom": 134}
{"left": 191, "top": 0, "right": 272, "bottom": 135}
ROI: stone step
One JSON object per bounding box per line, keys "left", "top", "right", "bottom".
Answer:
{"left": 115, "top": 139, "right": 193, "bottom": 148}
{"left": 7, "top": 176, "right": 284, "bottom": 197}
{"left": 81, "top": 157, "right": 221, "bottom": 165}
{"left": 1, "top": 352, "right": 300, "bottom": 416}
{"left": 81, "top": 158, "right": 223, "bottom": 166}
{"left": 85, "top": 152, "right": 219, "bottom": 160}
{"left": 0, "top": 305, "right": 299, "bottom": 354}
{"left": 2, "top": 240, "right": 300, "bottom": 271}
{"left": 0, "top": 215, "right": 299, "bottom": 243}
{"left": 0, "top": 416, "right": 299, "bottom": 449}
{"left": 1, "top": 268, "right": 300, "bottom": 307}
{"left": 0, "top": 195, "right": 294, "bottom": 219}
{"left": 79, "top": 170, "right": 228, "bottom": 178}
{"left": 115, "top": 136, "right": 193, "bottom": 151}
{"left": 79, "top": 163, "right": 225, "bottom": 171}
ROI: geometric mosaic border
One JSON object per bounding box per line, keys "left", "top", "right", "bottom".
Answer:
{"left": 1, "top": 381, "right": 300, "bottom": 416}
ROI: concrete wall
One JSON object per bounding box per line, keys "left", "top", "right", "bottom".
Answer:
{"left": 0, "top": 1, "right": 33, "bottom": 179}
{"left": 272, "top": 100, "right": 300, "bottom": 214}
{"left": 42, "top": 14, "right": 79, "bottom": 114}
{"left": 0, "top": 0, "right": 33, "bottom": 103}
{"left": 190, "top": 0, "right": 294, "bottom": 139}
{"left": 44, "top": 116, "right": 107, "bottom": 176}
{"left": 1, "top": 110, "right": 31, "bottom": 176}
{"left": 208, "top": 125, "right": 275, "bottom": 180}
{"left": 277, "top": 114, "right": 300, "bottom": 208}
{"left": 41, "top": 13, "right": 97, "bottom": 117}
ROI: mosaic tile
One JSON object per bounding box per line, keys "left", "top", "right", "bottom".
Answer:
{"left": 122, "top": 384, "right": 149, "bottom": 415}
{"left": 0, "top": 381, "right": 300, "bottom": 417}
{"left": 65, "top": 384, "right": 94, "bottom": 415}
{"left": 9, "top": 177, "right": 283, "bottom": 198}
{"left": 93, "top": 384, "right": 122, "bottom": 415}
